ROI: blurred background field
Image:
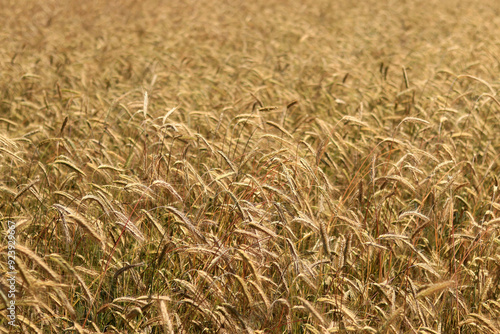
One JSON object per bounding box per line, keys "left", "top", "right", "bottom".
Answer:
{"left": 1, "top": 0, "right": 500, "bottom": 332}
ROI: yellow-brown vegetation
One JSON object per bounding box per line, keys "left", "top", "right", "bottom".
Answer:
{"left": 1, "top": 0, "right": 500, "bottom": 332}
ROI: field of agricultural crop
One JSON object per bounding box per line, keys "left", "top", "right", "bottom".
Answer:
{"left": 1, "top": 0, "right": 500, "bottom": 333}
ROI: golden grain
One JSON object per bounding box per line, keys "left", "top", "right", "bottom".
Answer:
{"left": 2, "top": 0, "right": 500, "bottom": 332}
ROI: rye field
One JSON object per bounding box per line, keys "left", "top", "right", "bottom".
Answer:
{"left": 1, "top": 0, "right": 500, "bottom": 333}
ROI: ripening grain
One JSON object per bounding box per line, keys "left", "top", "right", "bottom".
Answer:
{"left": 1, "top": 0, "right": 500, "bottom": 332}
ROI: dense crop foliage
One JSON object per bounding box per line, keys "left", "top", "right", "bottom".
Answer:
{"left": 1, "top": 0, "right": 500, "bottom": 332}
